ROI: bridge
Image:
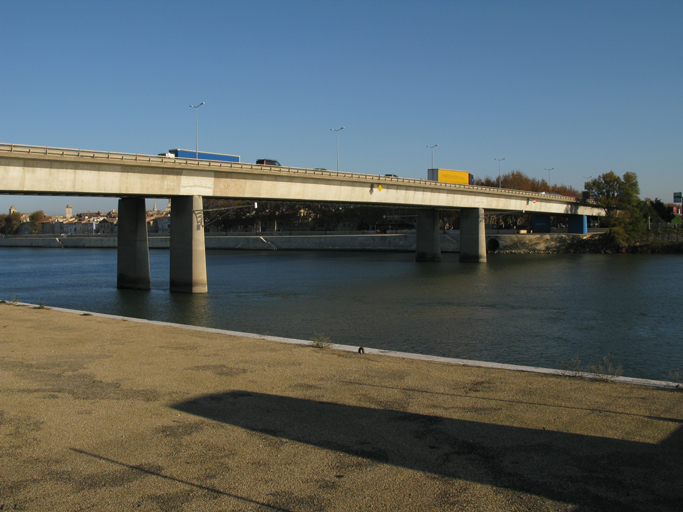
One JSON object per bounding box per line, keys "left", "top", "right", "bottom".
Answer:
{"left": 0, "top": 143, "right": 604, "bottom": 293}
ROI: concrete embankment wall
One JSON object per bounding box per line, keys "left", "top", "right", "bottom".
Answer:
{"left": 0, "top": 231, "right": 597, "bottom": 253}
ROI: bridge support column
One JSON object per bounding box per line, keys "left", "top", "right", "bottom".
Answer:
{"left": 532, "top": 215, "right": 551, "bottom": 233}
{"left": 568, "top": 215, "right": 588, "bottom": 234}
{"left": 170, "top": 195, "right": 207, "bottom": 293}
{"left": 416, "top": 209, "right": 441, "bottom": 262}
{"left": 117, "top": 197, "right": 151, "bottom": 290}
{"left": 460, "top": 207, "right": 486, "bottom": 262}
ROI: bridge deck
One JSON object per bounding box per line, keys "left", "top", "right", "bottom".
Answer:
{"left": 0, "top": 143, "right": 604, "bottom": 216}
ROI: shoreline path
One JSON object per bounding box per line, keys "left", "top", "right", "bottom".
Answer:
{"left": 1, "top": 303, "right": 681, "bottom": 511}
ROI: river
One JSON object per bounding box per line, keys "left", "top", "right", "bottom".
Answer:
{"left": 1, "top": 247, "right": 681, "bottom": 381}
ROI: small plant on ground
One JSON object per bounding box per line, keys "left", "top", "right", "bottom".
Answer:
{"left": 560, "top": 356, "right": 583, "bottom": 377}
{"left": 310, "top": 332, "right": 332, "bottom": 349}
{"left": 37, "top": 299, "right": 46, "bottom": 309}
{"left": 588, "top": 354, "right": 624, "bottom": 381}
{"left": 665, "top": 369, "right": 681, "bottom": 386}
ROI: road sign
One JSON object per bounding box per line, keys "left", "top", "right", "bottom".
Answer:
{"left": 674, "top": 192, "right": 682, "bottom": 203}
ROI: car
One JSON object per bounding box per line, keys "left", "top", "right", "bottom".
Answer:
{"left": 256, "top": 159, "right": 281, "bottom": 166}
{"left": 384, "top": 174, "right": 398, "bottom": 177}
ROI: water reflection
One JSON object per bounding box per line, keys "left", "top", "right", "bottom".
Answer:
{"left": 1, "top": 248, "right": 681, "bottom": 380}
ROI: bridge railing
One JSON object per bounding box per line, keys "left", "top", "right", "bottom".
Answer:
{"left": 0, "top": 142, "right": 580, "bottom": 202}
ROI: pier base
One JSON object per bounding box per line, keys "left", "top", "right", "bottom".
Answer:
{"left": 460, "top": 207, "right": 487, "bottom": 262}
{"left": 117, "top": 197, "right": 151, "bottom": 290}
{"left": 416, "top": 209, "right": 441, "bottom": 262}
{"left": 170, "top": 195, "right": 207, "bottom": 293}
{"left": 568, "top": 215, "right": 588, "bottom": 234}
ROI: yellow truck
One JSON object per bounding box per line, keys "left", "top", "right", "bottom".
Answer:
{"left": 427, "top": 168, "right": 474, "bottom": 185}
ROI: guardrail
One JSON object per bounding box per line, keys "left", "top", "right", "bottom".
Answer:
{"left": 0, "top": 142, "right": 581, "bottom": 203}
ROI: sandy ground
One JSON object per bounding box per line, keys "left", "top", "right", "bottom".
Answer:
{"left": 0, "top": 302, "right": 681, "bottom": 512}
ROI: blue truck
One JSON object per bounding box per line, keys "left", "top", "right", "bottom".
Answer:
{"left": 161, "top": 149, "right": 240, "bottom": 163}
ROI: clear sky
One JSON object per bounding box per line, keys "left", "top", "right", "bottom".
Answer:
{"left": 1, "top": 0, "right": 681, "bottom": 216}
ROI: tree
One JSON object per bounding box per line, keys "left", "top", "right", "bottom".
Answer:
{"left": 584, "top": 171, "right": 644, "bottom": 247}
{"left": 650, "top": 198, "right": 675, "bottom": 223}
{"left": 29, "top": 210, "right": 45, "bottom": 234}
{"left": 2, "top": 211, "right": 22, "bottom": 235}
{"left": 475, "top": 170, "right": 579, "bottom": 197}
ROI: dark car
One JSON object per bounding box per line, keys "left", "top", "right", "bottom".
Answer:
{"left": 256, "top": 159, "right": 281, "bottom": 166}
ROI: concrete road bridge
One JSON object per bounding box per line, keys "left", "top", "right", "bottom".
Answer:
{"left": 0, "top": 143, "right": 604, "bottom": 293}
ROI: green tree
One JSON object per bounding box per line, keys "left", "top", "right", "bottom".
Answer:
{"left": 650, "top": 198, "right": 675, "bottom": 223}
{"left": 584, "top": 171, "right": 623, "bottom": 217}
{"left": 29, "top": 210, "right": 45, "bottom": 234}
{"left": 2, "top": 211, "right": 22, "bottom": 235}
{"left": 584, "top": 171, "right": 644, "bottom": 247}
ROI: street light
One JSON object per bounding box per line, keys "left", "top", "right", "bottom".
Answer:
{"left": 330, "top": 127, "right": 344, "bottom": 172}
{"left": 494, "top": 157, "right": 505, "bottom": 188}
{"left": 427, "top": 144, "right": 438, "bottom": 169}
{"left": 189, "top": 102, "right": 205, "bottom": 159}
{"left": 545, "top": 167, "right": 555, "bottom": 190}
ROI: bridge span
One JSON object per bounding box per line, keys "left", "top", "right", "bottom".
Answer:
{"left": 0, "top": 143, "right": 604, "bottom": 293}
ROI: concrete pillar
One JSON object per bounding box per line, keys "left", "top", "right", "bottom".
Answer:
{"left": 170, "top": 195, "right": 208, "bottom": 293}
{"left": 416, "top": 209, "right": 441, "bottom": 262}
{"left": 532, "top": 215, "right": 551, "bottom": 233}
{"left": 117, "top": 197, "right": 151, "bottom": 290}
{"left": 460, "top": 207, "right": 487, "bottom": 262}
{"left": 568, "top": 215, "right": 588, "bottom": 234}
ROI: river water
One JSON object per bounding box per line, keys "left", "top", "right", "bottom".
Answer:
{"left": 1, "top": 247, "right": 681, "bottom": 381}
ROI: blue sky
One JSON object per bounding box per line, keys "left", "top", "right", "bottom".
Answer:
{"left": 1, "top": 0, "right": 681, "bottom": 215}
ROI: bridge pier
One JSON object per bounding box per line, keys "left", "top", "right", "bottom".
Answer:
{"left": 460, "top": 207, "right": 487, "bottom": 262}
{"left": 170, "top": 195, "right": 208, "bottom": 293}
{"left": 415, "top": 209, "right": 441, "bottom": 262}
{"left": 568, "top": 215, "right": 588, "bottom": 234}
{"left": 117, "top": 197, "right": 151, "bottom": 290}
{"left": 532, "top": 215, "right": 551, "bottom": 233}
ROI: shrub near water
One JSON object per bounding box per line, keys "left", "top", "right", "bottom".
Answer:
{"left": 561, "top": 354, "right": 624, "bottom": 381}
{"left": 310, "top": 332, "right": 332, "bottom": 349}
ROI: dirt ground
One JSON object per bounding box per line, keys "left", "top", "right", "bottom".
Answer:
{"left": 0, "top": 302, "right": 681, "bottom": 511}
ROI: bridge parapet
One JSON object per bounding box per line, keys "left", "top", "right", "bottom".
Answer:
{"left": 0, "top": 143, "right": 603, "bottom": 216}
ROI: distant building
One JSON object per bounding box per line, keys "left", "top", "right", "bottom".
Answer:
{"left": 97, "top": 218, "right": 117, "bottom": 234}
{"left": 147, "top": 212, "right": 171, "bottom": 234}
{"left": 66, "top": 205, "right": 73, "bottom": 219}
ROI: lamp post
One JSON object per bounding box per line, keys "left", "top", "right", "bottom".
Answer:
{"left": 330, "top": 127, "right": 344, "bottom": 172}
{"left": 494, "top": 157, "right": 505, "bottom": 188}
{"left": 545, "top": 167, "right": 555, "bottom": 190}
{"left": 427, "top": 144, "right": 438, "bottom": 169}
{"left": 189, "top": 102, "right": 205, "bottom": 159}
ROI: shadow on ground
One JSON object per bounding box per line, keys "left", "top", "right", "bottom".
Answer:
{"left": 173, "top": 391, "right": 683, "bottom": 511}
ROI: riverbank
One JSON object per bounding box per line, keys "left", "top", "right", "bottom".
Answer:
{"left": 0, "top": 231, "right": 598, "bottom": 253}
{"left": 1, "top": 302, "right": 681, "bottom": 511}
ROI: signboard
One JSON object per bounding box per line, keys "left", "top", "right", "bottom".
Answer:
{"left": 674, "top": 192, "right": 682, "bottom": 203}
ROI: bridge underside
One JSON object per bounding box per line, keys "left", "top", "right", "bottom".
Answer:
{"left": 115, "top": 196, "right": 589, "bottom": 293}
{"left": 0, "top": 145, "right": 602, "bottom": 293}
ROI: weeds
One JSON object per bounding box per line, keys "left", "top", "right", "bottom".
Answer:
{"left": 310, "top": 332, "right": 332, "bottom": 349}
{"left": 560, "top": 356, "right": 583, "bottom": 377}
{"left": 588, "top": 354, "right": 624, "bottom": 381}
{"left": 665, "top": 369, "right": 681, "bottom": 385}
{"left": 560, "top": 354, "right": 624, "bottom": 381}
